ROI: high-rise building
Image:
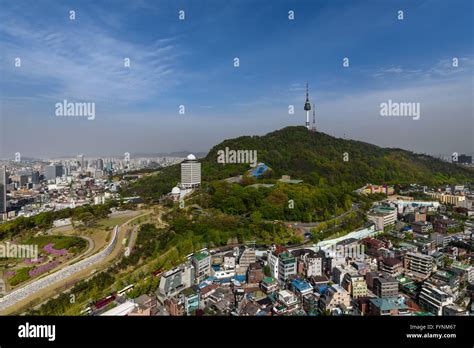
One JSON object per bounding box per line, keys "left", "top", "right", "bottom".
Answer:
{"left": 19, "top": 175, "right": 29, "bottom": 188}
{"left": 45, "top": 164, "right": 63, "bottom": 181}
{"left": 97, "top": 158, "right": 104, "bottom": 170}
{"left": 458, "top": 154, "right": 472, "bottom": 164}
{"left": 0, "top": 166, "right": 7, "bottom": 213}
{"left": 78, "top": 154, "right": 84, "bottom": 169}
{"left": 31, "top": 171, "right": 40, "bottom": 184}
{"left": 191, "top": 250, "right": 211, "bottom": 283}
{"left": 277, "top": 252, "right": 297, "bottom": 286}
{"left": 180, "top": 154, "right": 201, "bottom": 189}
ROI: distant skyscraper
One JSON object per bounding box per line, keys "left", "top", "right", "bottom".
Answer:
{"left": 458, "top": 154, "right": 472, "bottom": 164}
{"left": 78, "top": 154, "right": 84, "bottom": 169}
{"left": 97, "top": 158, "right": 104, "bottom": 170}
{"left": 0, "top": 166, "right": 7, "bottom": 213}
{"left": 304, "top": 82, "right": 311, "bottom": 130}
{"left": 180, "top": 154, "right": 201, "bottom": 189}
{"left": 19, "top": 175, "right": 29, "bottom": 188}
{"left": 31, "top": 171, "right": 40, "bottom": 184}
{"left": 45, "top": 164, "right": 63, "bottom": 181}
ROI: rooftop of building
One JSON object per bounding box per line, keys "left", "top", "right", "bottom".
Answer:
{"left": 369, "top": 206, "right": 397, "bottom": 216}
{"left": 249, "top": 262, "right": 262, "bottom": 270}
{"left": 181, "top": 287, "right": 198, "bottom": 297}
{"left": 451, "top": 261, "right": 471, "bottom": 270}
{"left": 291, "top": 279, "right": 313, "bottom": 292}
{"left": 100, "top": 300, "right": 136, "bottom": 316}
{"left": 370, "top": 297, "right": 408, "bottom": 311}
{"left": 279, "top": 252, "right": 296, "bottom": 263}
{"left": 262, "top": 276, "right": 276, "bottom": 284}
{"left": 193, "top": 250, "right": 210, "bottom": 261}
{"left": 376, "top": 276, "right": 398, "bottom": 284}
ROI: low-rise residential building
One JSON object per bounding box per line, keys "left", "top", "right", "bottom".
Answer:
{"left": 182, "top": 287, "right": 200, "bottom": 315}
{"left": 342, "top": 273, "right": 368, "bottom": 299}
{"left": 238, "top": 247, "right": 256, "bottom": 273}
{"left": 164, "top": 296, "right": 184, "bottom": 316}
{"left": 419, "top": 282, "right": 454, "bottom": 316}
{"left": 411, "top": 221, "right": 433, "bottom": 234}
{"left": 379, "top": 257, "right": 403, "bottom": 277}
{"left": 290, "top": 279, "right": 313, "bottom": 298}
{"left": 223, "top": 252, "right": 236, "bottom": 270}
{"left": 292, "top": 249, "right": 323, "bottom": 277}
{"left": 369, "top": 297, "right": 409, "bottom": 316}
{"left": 260, "top": 276, "right": 278, "bottom": 294}
{"left": 450, "top": 261, "right": 473, "bottom": 284}
{"left": 442, "top": 304, "right": 469, "bottom": 316}
{"left": 276, "top": 290, "right": 299, "bottom": 312}
{"left": 320, "top": 285, "right": 351, "bottom": 313}
{"left": 373, "top": 276, "right": 399, "bottom": 298}
{"left": 247, "top": 262, "right": 264, "bottom": 284}
{"left": 404, "top": 251, "right": 434, "bottom": 278}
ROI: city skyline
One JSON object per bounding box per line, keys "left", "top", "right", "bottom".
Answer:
{"left": 0, "top": 0, "right": 473, "bottom": 158}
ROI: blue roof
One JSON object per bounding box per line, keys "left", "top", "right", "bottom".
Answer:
{"left": 291, "top": 279, "right": 313, "bottom": 292}
{"left": 316, "top": 285, "right": 329, "bottom": 294}
{"left": 370, "top": 297, "right": 409, "bottom": 311}
{"left": 234, "top": 275, "right": 246, "bottom": 282}
{"left": 251, "top": 164, "right": 269, "bottom": 177}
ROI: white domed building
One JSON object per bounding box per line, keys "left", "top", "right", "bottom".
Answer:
{"left": 180, "top": 153, "right": 201, "bottom": 189}
{"left": 170, "top": 186, "right": 181, "bottom": 201}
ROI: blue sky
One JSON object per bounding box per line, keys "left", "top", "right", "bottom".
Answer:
{"left": 0, "top": 0, "right": 473, "bottom": 158}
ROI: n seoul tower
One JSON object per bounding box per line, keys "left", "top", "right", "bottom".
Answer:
{"left": 304, "top": 82, "right": 311, "bottom": 130}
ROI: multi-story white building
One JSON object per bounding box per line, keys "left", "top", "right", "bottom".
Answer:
{"left": 404, "top": 251, "right": 434, "bottom": 278}
{"left": 191, "top": 250, "right": 211, "bottom": 283}
{"left": 367, "top": 206, "right": 397, "bottom": 230}
{"left": 419, "top": 282, "right": 454, "bottom": 316}
{"left": 180, "top": 154, "right": 201, "bottom": 189}
{"left": 238, "top": 247, "right": 256, "bottom": 273}
{"left": 300, "top": 252, "right": 323, "bottom": 277}
{"left": 157, "top": 262, "right": 195, "bottom": 299}
{"left": 277, "top": 252, "right": 297, "bottom": 286}
{"left": 223, "top": 252, "right": 236, "bottom": 270}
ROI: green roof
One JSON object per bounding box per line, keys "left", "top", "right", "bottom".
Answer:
{"left": 370, "top": 297, "right": 408, "bottom": 311}
{"left": 182, "top": 287, "right": 197, "bottom": 297}
{"left": 263, "top": 276, "right": 275, "bottom": 284}
{"left": 193, "top": 251, "right": 210, "bottom": 261}
{"left": 451, "top": 261, "right": 470, "bottom": 270}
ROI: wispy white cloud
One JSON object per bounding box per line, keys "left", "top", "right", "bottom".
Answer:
{"left": 0, "top": 12, "right": 181, "bottom": 104}
{"left": 371, "top": 57, "right": 473, "bottom": 80}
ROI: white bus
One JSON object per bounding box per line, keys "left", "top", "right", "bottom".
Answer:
{"left": 117, "top": 284, "right": 134, "bottom": 297}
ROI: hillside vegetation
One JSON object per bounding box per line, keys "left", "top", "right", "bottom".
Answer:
{"left": 123, "top": 126, "right": 473, "bottom": 201}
